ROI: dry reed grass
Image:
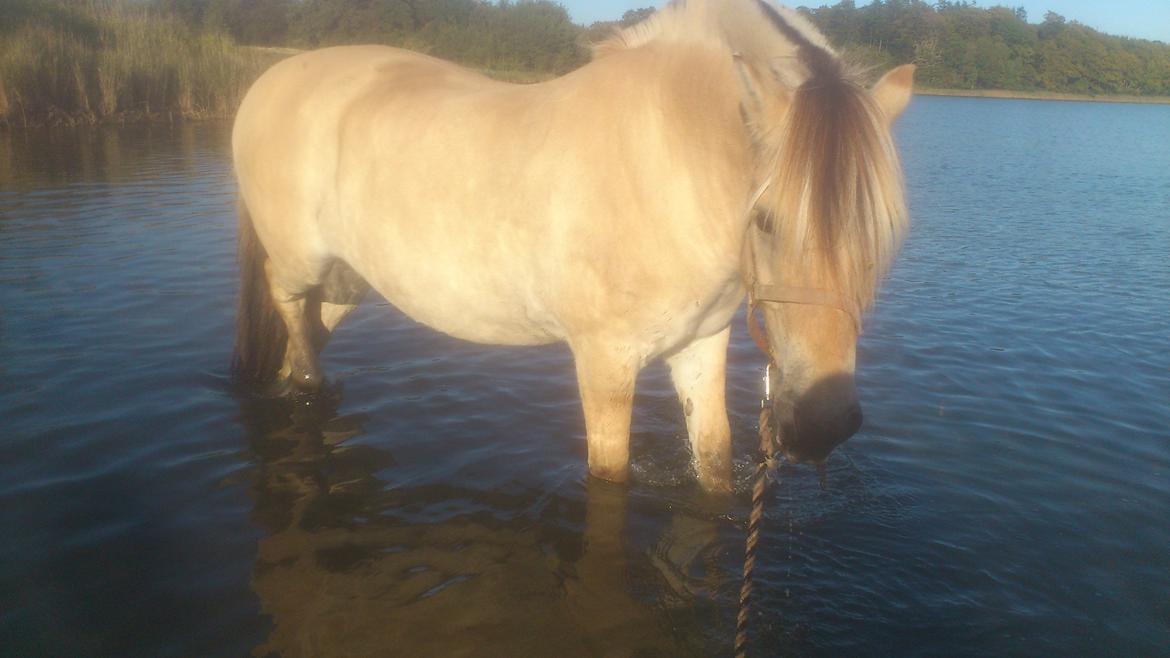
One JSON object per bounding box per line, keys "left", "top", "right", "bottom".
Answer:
{"left": 0, "top": 1, "right": 268, "bottom": 127}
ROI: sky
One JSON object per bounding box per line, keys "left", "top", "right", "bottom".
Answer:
{"left": 561, "top": 0, "right": 1170, "bottom": 44}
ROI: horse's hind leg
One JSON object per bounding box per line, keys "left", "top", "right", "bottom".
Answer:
{"left": 667, "top": 327, "right": 732, "bottom": 493}
{"left": 265, "top": 260, "right": 326, "bottom": 393}
{"left": 312, "top": 260, "right": 369, "bottom": 351}
{"left": 267, "top": 259, "right": 368, "bottom": 394}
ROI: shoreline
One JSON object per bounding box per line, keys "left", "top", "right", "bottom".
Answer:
{"left": 0, "top": 110, "right": 235, "bottom": 130}
{"left": 8, "top": 83, "right": 1170, "bottom": 129}
{"left": 916, "top": 87, "right": 1170, "bottom": 105}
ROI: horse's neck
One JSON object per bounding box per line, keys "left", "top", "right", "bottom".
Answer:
{"left": 585, "top": 42, "right": 758, "bottom": 237}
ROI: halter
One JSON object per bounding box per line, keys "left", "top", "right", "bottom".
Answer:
{"left": 742, "top": 243, "right": 861, "bottom": 361}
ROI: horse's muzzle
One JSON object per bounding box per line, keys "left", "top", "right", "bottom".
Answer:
{"left": 781, "top": 402, "right": 862, "bottom": 463}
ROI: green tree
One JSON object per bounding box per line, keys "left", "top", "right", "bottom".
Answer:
{"left": 620, "top": 7, "right": 655, "bottom": 26}
{"left": 802, "top": 0, "right": 1170, "bottom": 95}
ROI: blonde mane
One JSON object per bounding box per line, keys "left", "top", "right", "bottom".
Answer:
{"left": 596, "top": 0, "right": 908, "bottom": 314}
{"left": 595, "top": 1, "right": 833, "bottom": 83}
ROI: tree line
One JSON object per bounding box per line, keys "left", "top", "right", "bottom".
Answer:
{"left": 806, "top": 0, "right": 1170, "bottom": 95}
{"left": 4, "top": 0, "right": 1170, "bottom": 126}
{"left": 172, "top": 0, "right": 1170, "bottom": 96}
{"left": 156, "top": 0, "right": 592, "bottom": 74}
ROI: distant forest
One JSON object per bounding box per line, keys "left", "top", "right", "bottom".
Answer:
{"left": 4, "top": 0, "right": 1170, "bottom": 127}
{"left": 167, "top": 0, "right": 1170, "bottom": 95}
{"left": 158, "top": 0, "right": 594, "bottom": 73}
{"left": 805, "top": 1, "right": 1170, "bottom": 95}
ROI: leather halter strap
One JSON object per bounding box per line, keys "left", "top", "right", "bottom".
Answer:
{"left": 752, "top": 284, "right": 859, "bottom": 329}
{"left": 742, "top": 244, "right": 861, "bottom": 360}
{"left": 745, "top": 285, "right": 860, "bottom": 360}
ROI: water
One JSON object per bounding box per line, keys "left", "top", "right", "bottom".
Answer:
{"left": 1, "top": 96, "right": 1168, "bottom": 657}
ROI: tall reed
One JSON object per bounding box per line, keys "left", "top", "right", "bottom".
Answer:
{"left": 0, "top": 0, "right": 268, "bottom": 126}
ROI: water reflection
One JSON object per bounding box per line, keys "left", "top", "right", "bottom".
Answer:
{"left": 0, "top": 122, "right": 229, "bottom": 189}
{"left": 238, "top": 391, "right": 731, "bottom": 657}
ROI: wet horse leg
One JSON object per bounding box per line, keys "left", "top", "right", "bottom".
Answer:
{"left": 667, "top": 327, "right": 732, "bottom": 493}
{"left": 269, "top": 259, "right": 368, "bottom": 394}
{"left": 265, "top": 259, "right": 325, "bottom": 393}
{"left": 572, "top": 342, "right": 639, "bottom": 483}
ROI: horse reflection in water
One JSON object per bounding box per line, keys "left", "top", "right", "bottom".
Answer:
{"left": 240, "top": 394, "right": 731, "bottom": 657}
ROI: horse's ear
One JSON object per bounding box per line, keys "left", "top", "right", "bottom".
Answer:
{"left": 871, "top": 64, "right": 915, "bottom": 123}
{"left": 733, "top": 53, "right": 790, "bottom": 139}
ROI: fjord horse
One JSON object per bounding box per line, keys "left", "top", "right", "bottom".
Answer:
{"left": 231, "top": 0, "right": 914, "bottom": 492}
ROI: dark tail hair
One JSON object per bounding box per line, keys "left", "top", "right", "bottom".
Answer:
{"left": 231, "top": 199, "right": 287, "bottom": 384}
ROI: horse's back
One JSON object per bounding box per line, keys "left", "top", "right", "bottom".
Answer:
{"left": 234, "top": 45, "right": 490, "bottom": 141}
{"left": 232, "top": 46, "right": 491, "bottom": 227}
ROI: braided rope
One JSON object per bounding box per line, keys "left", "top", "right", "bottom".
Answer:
{"left": 735, "top": 405, "right": 778, "bottom": 657}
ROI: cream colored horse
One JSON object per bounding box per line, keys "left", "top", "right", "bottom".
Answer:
{"left": 231, "top": 0, "right": 914, "bottom": 492}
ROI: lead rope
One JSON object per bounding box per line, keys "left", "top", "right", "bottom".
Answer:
{"left": 735, "top": 360, "right": 780, "bottom": 658}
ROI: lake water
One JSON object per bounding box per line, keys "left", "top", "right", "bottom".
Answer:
{"left": 1, "top": 96, "right": 1168, "bottom": 657}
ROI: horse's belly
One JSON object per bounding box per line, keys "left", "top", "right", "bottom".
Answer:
{"left": 387, "top": 290, "right": 559, "bottom": 346}
{"left": 352, "top": 253, "right": 562, "bottom": 346}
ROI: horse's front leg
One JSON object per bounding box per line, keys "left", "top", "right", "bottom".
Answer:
{"left": 667, "top": 327, "right": 732, "bottom": 493}
{"left": 571, "top": 341, "right": 639, "bottom": 483}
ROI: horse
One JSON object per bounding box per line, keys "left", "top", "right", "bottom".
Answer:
{"left": 230, "top": 0, "right": 914, "bottom": 493}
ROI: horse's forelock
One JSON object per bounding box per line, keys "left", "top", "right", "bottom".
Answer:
{"left": 763, "top": 78, "right": 906, "bottom": 313}
{"left": 748, "top": 3, "right": 907, "bottom": 312}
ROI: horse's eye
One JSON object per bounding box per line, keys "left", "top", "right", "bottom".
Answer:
{"left": 754, "top": 209, "right": 775, "bottom": 234}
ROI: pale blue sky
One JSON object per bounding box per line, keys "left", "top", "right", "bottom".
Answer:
{"left": 561, "top": 1, "right": 1170, "bottom": 44}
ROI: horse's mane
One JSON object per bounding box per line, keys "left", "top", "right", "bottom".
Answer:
{"left": 595, "top": 0, "right": 830, "bottom": 70}
{"left": 596, "top": 0, "right": 907, "bottom": 314}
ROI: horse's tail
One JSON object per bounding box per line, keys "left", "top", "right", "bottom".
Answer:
{"left": 231, "top": 199, "right": 287, "bottom": 385}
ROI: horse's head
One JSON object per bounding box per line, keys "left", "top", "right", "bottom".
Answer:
{"left": 749, "top": 278, "right": 863, "bottom": 464}
{"left": 742, "top": 60, "right": 915, "bottom": 464}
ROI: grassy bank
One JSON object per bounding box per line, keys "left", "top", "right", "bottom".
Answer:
{"left": 0, "top": 1, "right": 268, "bottom": 127}
{"left": 916, "top": 87, "right": 1170, "bottom": 105}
